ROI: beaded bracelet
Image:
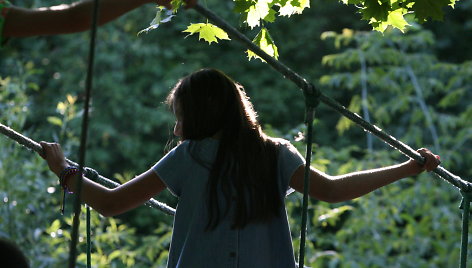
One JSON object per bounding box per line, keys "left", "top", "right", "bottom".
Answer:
{"left": 59, "top": 166, "right": 79, "bottom": 194}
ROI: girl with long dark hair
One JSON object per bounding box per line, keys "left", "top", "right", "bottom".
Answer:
{"left": 41, "top": 68, "right": 440, "bottom": 268}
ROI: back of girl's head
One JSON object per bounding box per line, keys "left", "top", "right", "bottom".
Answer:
{"left": 167, "top": 68, "right": 281, "bottom": 230}
{"left": 166, "top": 68, "right": 259, "bottom": 140}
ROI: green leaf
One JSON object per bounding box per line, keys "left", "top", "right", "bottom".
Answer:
{"left": 183, "top": 23, "right": 230, "bottom": 44}
{"left": 108, "top": 250, "right": 122, "bottom": 261}
{"left": 233, "top": 0, "right": 253, "bottom": 12}
{"left": 47, "top": 116, "right": 63, "bottom": 127}
{"left": 46, "top": 219, "right": 61, "bottom": 234}
{"left": 246, "top": 0, "right": 273, "bottom": 28}
{"left": 138, "top": 7, "right": 175, "bottom": 35}
{"left": 372, "top": 7, "right": 409, "bottom": 32}
{"left": 412, "top": 0, "right": 452, "bottom": 22}
{"left": 278, "top": 0, "right": 310, "bottom": 16}
{"left": 341, "top": 0, "right": 363, "bottom": 4}
{"left": 438, "top": 88, "right": 465, "bottom": 108}
{"left": 387, "top": 8, "right": 409, "bottom": 31}
{"left": 318, "top": 205, "right": 354, "bottom": 226}
{"left": 170, "top": 0, "right": 184, "bottom": 10}
{"left": 247, "top": 28, "right": 279, "bottom": 61}
{"left": 264, "top": 8, "right": 277, "bottom": 22}
{"left": 360, "top": 0, "right": 389, "bottom": 22}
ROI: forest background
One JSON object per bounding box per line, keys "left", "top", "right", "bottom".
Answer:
{"left": 1, "top": 0, "right": 471, "bottom": 267}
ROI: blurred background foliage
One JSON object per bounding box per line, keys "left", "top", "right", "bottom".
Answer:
{"left": 1, "top": 0, "right": 471, "bottom": 267}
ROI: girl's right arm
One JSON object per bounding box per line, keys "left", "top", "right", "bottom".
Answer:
{"left": 40, "top": 142, "right": 166, "bottom": 217}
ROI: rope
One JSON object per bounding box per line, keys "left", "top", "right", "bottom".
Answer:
{"left": 0, "top": 123, "right": 177, "bottom": 215}
{"left": 67, "top": 0, "right": 100, "bottom": 264}
{"left": 298, "top": 105, "right": 317, "bottom": 268}
{"left": 298, "top": 83, "right": 320, "bottom": 267}
{"left": 460, "top": 191, "right": 471, "bottom": 268}
{"left": 86, "top": 204, "right": 92, "bottom": 268}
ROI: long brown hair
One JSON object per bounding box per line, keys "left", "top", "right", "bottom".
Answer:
{"left": 166, "top": 68, "right": 281, "bottom": 229}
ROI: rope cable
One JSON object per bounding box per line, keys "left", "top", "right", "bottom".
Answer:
{"left": 67, "top": 0, "right": 101, "bottom": 265}
{"left": 86, "top": 204, "right": 92, "bottom": 268}
{"left": 460, "top": 191, "right": 471, "bottom": 268}
{"left": 298, "top": 106, "right": 316, "bottom": 268}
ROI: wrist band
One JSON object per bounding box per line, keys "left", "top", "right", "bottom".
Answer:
{"left": 58, "top": 166, "right": 80, "bottom": 215}
{"left": 59, "top": 166, "right": 79, "bottom": 194}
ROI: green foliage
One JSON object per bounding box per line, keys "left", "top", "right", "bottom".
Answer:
{"left": 342, "top": 0, "right": 458, "bottom": 31}
{"left": 306, "top": 26, "right": 471, "bottom": 266}
{"left": 0, "top": 68, "right": 174, "bottom": 267}
{"left": 41, "top": 207, "right": 172, "bottom": 267}
{"left": 154, "top": 0, "right": 461, "bottom": 63}
{"left": 2, "top": 0, "right": 471, "bottom": 267}
{"left": 320, "top": 27, "right": 472, "bottom": 156}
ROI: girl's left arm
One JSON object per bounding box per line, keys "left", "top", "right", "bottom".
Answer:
{"left": 290, "top": 148, "right": 440, "bottom": 203}
{"left": 40, "top": 142, "right": 166, "bottom": 217}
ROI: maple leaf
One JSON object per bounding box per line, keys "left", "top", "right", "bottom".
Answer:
{"left": 360, "top": 0, "right": 389, "bottom": 22}
{"left": 246, "top": 0, "right": 273, "bottom": 28}
{"left": 386, "top": 8, "right": 409, "bottom": 32}
{"left": 370, "top": 7, "right": 409, "bottom": 32}
{"left": 183, "top": 23, "right": 230, "bottom": 44}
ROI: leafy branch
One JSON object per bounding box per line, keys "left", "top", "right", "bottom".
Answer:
{"left": 140, "top": 0, "right": 459, "bottom": 61}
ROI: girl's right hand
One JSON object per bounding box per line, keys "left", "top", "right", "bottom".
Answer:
{"left": 39, "top": 142, "right": 68, "bottom": 177}
{"left": 405, "top": 148, "right": 441, "bottom": 175}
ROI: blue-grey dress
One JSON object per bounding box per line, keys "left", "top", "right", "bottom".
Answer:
{"left": 152, "top": 138, "right": 304, "bottom": 268}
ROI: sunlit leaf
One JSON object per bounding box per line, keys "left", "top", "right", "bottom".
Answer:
{"left": 246, "top": 0, "right": 273, "bottom": 28}
{"left": 247, "top": 27, "right": 279, "bottom": 61}
{"left": 183, "top": 23, "right": 230, "bottom": 44}
{"left": 278, "top": 0, "right": 310, "bottom": 16}
{"left": 380, "top": 8, "right": 409, "bottom": 32}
